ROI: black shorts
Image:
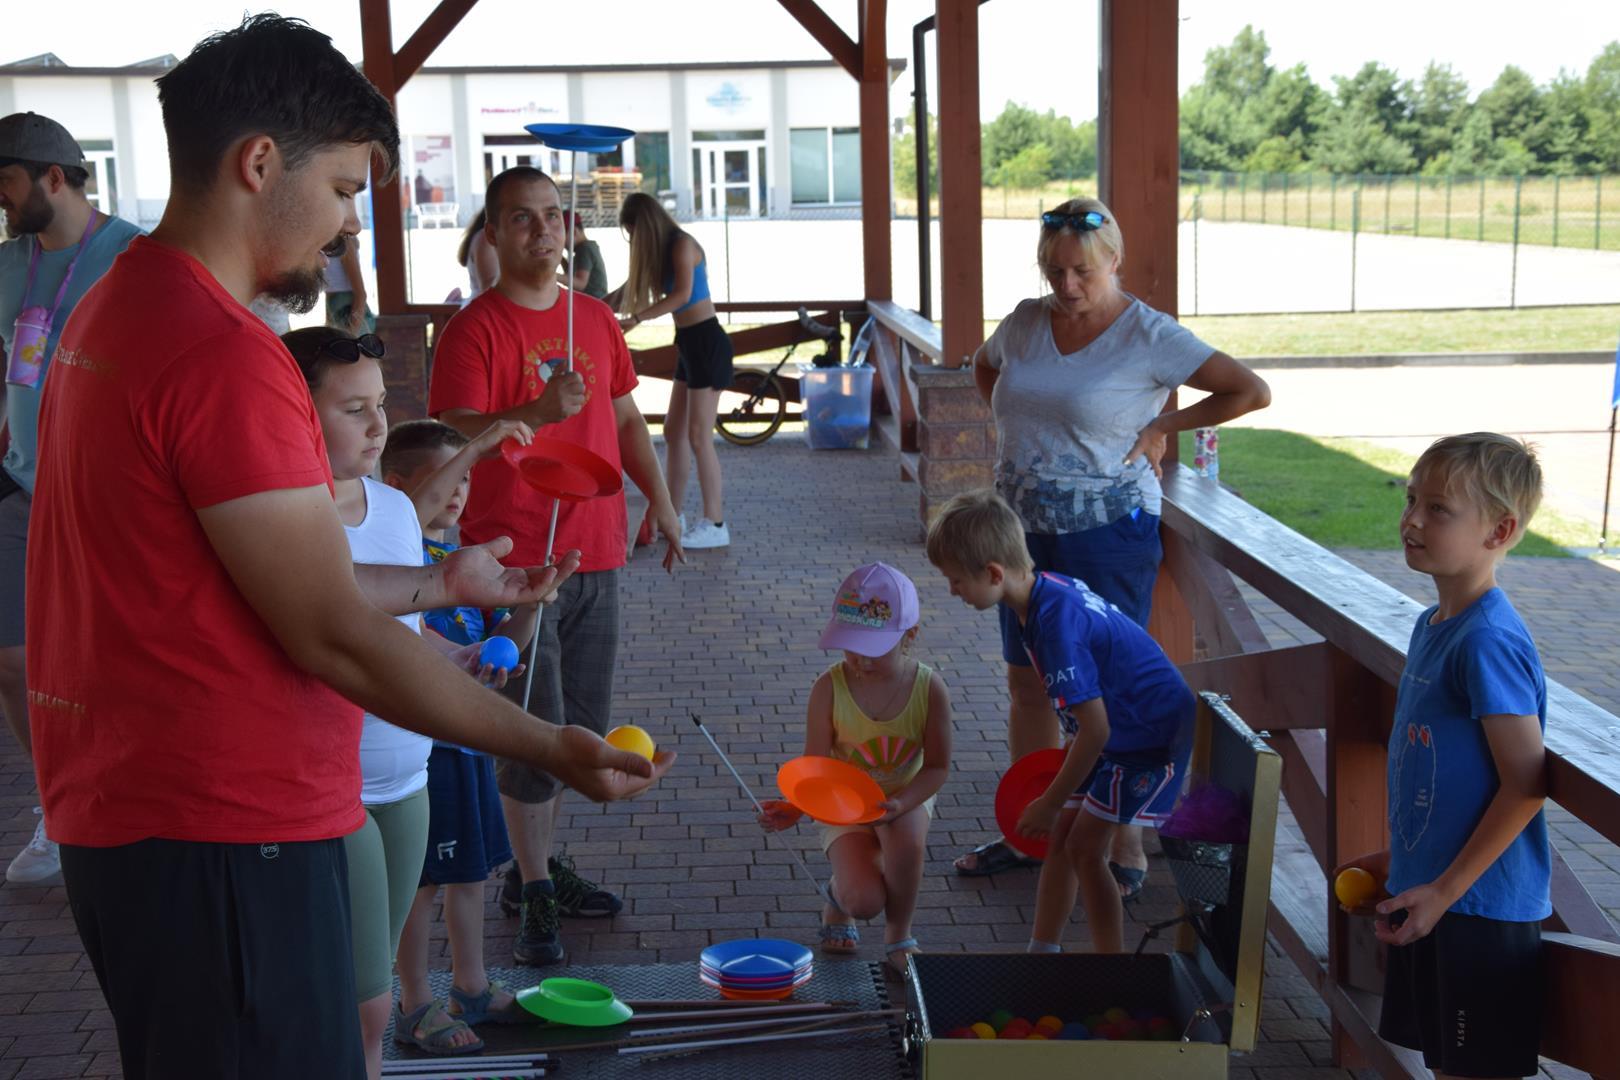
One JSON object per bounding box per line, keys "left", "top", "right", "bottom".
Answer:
{"left": 61, "top": 837, "right": 364, "bottom": 1080}
{"left": 673, "top": 316, "right": 735, "bottom": 390}
{"left": 1378, "top": 911, "right": 1542, "bottom": 1078}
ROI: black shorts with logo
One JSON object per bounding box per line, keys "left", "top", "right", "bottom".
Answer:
{"left": 1378, "top": 910, "right": 1542, "bottom": 1078}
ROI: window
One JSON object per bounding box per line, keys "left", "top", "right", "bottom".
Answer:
{"left": 635, "top": 132, "right": 670, "bottom": 194}
{"left": 80, "top": 139, "right": 117, "bottom": 216}
{"left": 789, "top": 127, "right": 861, "bottom": 205}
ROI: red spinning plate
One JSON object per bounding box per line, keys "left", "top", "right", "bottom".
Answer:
{"left": 501, "top": 436, "right": 622, "bottom": 502}
{"left": 995, "top": 748, "right": 1069, "bottom": 860}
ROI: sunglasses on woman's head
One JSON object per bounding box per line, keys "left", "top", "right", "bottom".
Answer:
{"left": 1041, "top": 210, "right": 1109, "bottom": 232}
{"left": 318, "top": 333, "right": 386, "bottom": 362}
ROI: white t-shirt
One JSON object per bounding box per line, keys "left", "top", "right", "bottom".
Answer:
{"left": 982, "top": 295, "right": 1212, "bottom": 534}
{"left": 344, "top": 477, "right": 432, "bottom": 804}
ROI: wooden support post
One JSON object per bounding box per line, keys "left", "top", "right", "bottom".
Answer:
{"left": 1324, "top": 646, "right": 1394, "bottom": 1068}
{"left": 359, "top": 0, "right": 407, "bottom": 315}
{"left": 858, "top": 0, "right": 892, "bottom": 302}
{"left": 934, "top": 0, "right": 983, "bottom": 369}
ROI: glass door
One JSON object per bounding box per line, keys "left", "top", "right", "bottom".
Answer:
{"left": 693, "top": 141, "right": 764, "bottom": 219}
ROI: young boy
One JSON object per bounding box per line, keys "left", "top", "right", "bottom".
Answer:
{"left": 381, "top": 419, "right": 544, "bottom": 1048}
{"left": 926, "top": 489, "right": 1194, "bottom": 954}
{"left": 1338, "top": 432, "right": 1550, "bottom": 1080}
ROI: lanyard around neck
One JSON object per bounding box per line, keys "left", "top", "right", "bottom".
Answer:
{"left": 21, "top": 209, "right": 100, "bottom": 326}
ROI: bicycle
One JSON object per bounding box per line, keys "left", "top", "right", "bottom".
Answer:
{"left": 714, "top": 307, "right": 843, "bottom": 447}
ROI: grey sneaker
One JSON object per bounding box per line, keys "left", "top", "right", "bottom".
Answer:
{"left": 549, "top": 850, "right": 623, "bottom": 918}
{"left": 6, "top": 808, "right": 59, "bottom": 884}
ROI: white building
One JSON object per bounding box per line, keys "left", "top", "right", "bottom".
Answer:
{"left": 0, "top": 53, "right": 905, "bottom": 229}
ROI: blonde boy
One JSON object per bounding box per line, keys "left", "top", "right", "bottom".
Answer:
{"left": 926, "top": 490, "right": 1194, "bottom": 954}
{"left": 1339, "top": 432, "right": 1550, "bottom": 1080}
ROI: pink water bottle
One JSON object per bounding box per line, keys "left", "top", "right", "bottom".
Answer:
{"left": 1193, "top": 427, "right": 1219, "bottom": 479}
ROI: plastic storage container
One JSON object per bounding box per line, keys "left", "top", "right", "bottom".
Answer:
{"left": 799, "top": 364, "right": 874, "bottom": 450}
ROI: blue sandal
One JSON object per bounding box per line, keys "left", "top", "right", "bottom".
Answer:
{"left": 884, "top": 937, "right": 920, "bottom": 975}
{"left": 1109, "top": 860, "right": 1147, "bottom": 903}
{"left": 819, "top": 922, "right": 860, "bottom": 954}
{"left": 449, "top": 980, "right": 531, "bottom": 1026}
{"left": 394, "top": 999, "right": 485, "bottom": 1054}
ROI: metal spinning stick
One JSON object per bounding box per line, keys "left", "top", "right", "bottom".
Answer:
{"left": 689, "top": 714, "right": 840, "bottom": 913}
{"left": 515, "top": 122, "right": 635, "bottom": 712}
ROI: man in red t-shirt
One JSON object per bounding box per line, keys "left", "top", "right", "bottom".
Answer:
{"left": 430, "top": 167, "right": 682, "bottom": 966}
{"left": 25, "top": 19, "right": 670, "bottom": 1078}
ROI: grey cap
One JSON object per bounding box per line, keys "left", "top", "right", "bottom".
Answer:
{"left": 0, "top": 112, "right": 86, "bottom": 169}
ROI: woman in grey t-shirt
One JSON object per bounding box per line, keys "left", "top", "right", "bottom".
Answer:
{"left": 954, "top": 197, "right": 1270, "bottom": 882}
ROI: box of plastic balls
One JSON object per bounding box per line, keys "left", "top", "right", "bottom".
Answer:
{"left": 902, "top": 693, "right": 1281, "bottom": 1080}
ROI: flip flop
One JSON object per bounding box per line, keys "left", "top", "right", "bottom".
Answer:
{"left": 953, "top": 838, "right": 1039, "bottom": 878}
{"left": 819, "top": 922, "right": 860, "bottom": 954}
{"left": 1109, "top": 860, "right": 1147, "bottom": 903}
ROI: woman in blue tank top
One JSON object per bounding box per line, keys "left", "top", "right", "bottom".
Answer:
{"left": 606, "top": 193, "right": 734, "bottom": 549}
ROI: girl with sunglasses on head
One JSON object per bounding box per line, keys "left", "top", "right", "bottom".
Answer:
{"left": 282, "top": 326, "right": 530, "bottom": 1074}
{"left": 952, "top": 197, "right": 1271, "bottom": 889}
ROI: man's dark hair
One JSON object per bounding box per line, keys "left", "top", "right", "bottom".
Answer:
{"left": 157, "top": 14, "right": 400, "bottom": 195}
{"left": 484, "top": 166, "right": 557, "bottom": 223}
{"left": 380, "top": 419, "right": 468, "bottom": 479}
{"left": 0, "top": 159, "right": 89, "bottom": 189}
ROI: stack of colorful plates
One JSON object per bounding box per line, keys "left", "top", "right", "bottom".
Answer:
{"left": 699, "top": 938, "right": 814, "bottom": 1000}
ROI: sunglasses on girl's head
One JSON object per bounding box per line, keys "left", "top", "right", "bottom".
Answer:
{"left": 1041, "top": 210, "right": 1109, "bottom": 232}
{"left": 318, "top": 333, "right": 386, "bottom": 362}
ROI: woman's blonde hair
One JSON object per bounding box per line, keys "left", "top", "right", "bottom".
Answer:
{"left": 618, "top": 191, "right": 683, "bottom": 315}
{"left": 1037, "top": 196, "right": 1125, "bottom": 277}
{"left": 456, "top": 208, "right": 486, "bottom": 268}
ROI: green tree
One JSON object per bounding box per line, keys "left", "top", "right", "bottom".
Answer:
{"left": 1039, "top": 111, "right": 1097, "bottom": 180}
{"left": 1474, "top": 66, "right": 1543, "bottom": 147}
{"left": 1409, "top": 63, "right": 1470, "bottom": 167}
{"left": 1244, "top": 134, "right": 1306, "bottom": 172}
{"left": 993, "top": 143, "right": 1054, "bottom": 189}
{"left": 1582, "top": 42, "right": 1620, "bottom": 171}
{"left": 982, "top": 101, "right": 1044, "bottom": 184}
{"left": 1310, "top": 63, "right": 1417, "bottom": 172}
{"left": 891, "top": 113, "right": 939, "bottom": 195}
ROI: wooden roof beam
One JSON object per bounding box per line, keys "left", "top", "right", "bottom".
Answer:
{"left": 777, "top": 0, "right": 861, "bottom": 79}
{"left": 394, "top": 0, "right": 480, "bottom": 87}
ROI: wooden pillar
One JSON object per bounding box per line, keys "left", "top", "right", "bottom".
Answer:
{"left": 935, "top": 0, "right": 983, "bottom": 369}
{"left": 858, "top": 0, "right": 892, "bottom": 302}
{"left": 1324, "top": 647, "right": 1395, "bottom": 1068}
{"left": 359, "top": 0, "right": 408, "bottom": 315}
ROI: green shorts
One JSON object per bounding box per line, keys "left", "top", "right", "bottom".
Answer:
{"left": 342, "top": 787, "right": 430, "bottom": 1001}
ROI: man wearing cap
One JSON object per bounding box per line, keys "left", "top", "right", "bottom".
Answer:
{"left": 0, "top": 112, "right": 141, "bottom": 885}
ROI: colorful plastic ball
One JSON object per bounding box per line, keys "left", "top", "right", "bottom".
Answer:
{"left": 988, "top": 1009, "right": 1014, "bottom": 1032}
{"left": 1096, "top": 1022, "right": 1124, "bottom": 1040}
{"left": 1103, "top": 1006, "right": 1130, "bottom": 1024}
{"left": 945, "top": 1027, "right": 976, "bottom": 1039}
{"left": 479, "top": 635, "right": 520, "bottom": 673}
{"left": 1148, "top": 1015, "right": 1174, "bottom": 1031}
{"left": 969, "top": 1022, "right": 997, "bottom": 1040}
{"left": 1335, "top": 867, "right": 1379, "bottom": 908}
{"left": 1058, "top": 1022, "right": 1090, "bottom": 1041}
{"left": 604, "top": 724, "right": 655, "bottom": 761}
{"left": 1035, "top": 1015, "right": 1063, "bottom": 1033}
{"left": 1083, "top": 1013, "right": 1105, "bottom": 1029}
{"left": 1000, "top": 1019, "right": 1033, "bottom": 1039}
{"left": 1025, "top": 1032, "right": 1048, "bottom": 1040}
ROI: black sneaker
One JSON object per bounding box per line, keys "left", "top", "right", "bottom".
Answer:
{"left": 513, "top": 882, "right": 565, "bottom": 967}
{"left": 549, "top": 850, "right": 623, "bottom": 918}
{"left": 499, "top": 864, "right": 522, "bottom": 918}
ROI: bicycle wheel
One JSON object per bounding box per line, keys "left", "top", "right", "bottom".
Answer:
{"left": 716, "top": 369, "right": 787, "bottom": 446}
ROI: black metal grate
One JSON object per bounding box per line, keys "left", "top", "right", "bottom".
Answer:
{"left": 1160, "top": 835, "right": 1247, "bottom": 909}
{"left": 385, "top": 960, "right": 913, "bottom": 1078}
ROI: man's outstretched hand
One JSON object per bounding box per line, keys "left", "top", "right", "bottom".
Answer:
{"left": 549, "top": 725, "right": 676, "bottom": 802}
{"left": 439, "top": 539, "right": 583, "bottom": 609}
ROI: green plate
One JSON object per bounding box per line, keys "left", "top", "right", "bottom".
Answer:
{"left": 516, "top": 978, "right": 634, "bottom": 1026}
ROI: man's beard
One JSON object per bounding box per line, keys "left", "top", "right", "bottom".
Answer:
{"left": 3, "top": 182, "right": 53, "bottom": 236}
{"left": 264, "top": 266, "right": 324, "bottom": 315}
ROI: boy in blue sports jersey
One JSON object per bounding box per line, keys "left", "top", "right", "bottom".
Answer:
{"left": 1337, "top": 433, "right": 1550, "bottom": 1080}
{"left": 927, "top": 489, "right": 1194, "bottom": 954}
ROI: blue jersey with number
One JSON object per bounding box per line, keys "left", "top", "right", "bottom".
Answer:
{"left": 1016, "top": 572, "right": 1194, "bottom": 754}
{"left": 1386, "top": 588, "right": 1550, "bottom": 921}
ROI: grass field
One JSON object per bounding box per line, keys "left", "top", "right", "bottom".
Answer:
{"left": 1178, "top": 428, "right": 1582, "bottom": 556}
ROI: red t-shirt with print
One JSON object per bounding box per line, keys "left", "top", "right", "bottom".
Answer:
{"left": 26, "top": 237, "right": 364, "bottom": 847}
{"left": 428, "top": 288, "right": 637, "bottom": 572}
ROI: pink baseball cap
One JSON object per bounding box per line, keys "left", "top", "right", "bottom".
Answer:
{"left": 817, "top": 562, "right": 920, "bottom": 657}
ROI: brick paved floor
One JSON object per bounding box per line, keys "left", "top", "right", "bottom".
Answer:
{"left": 0, "top": 431, "right": 1612, "bottom": 1077}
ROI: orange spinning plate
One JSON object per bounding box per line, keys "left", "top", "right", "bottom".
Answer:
{"left": 776, "top": 756, "right": 886, "bottom": 825}
{"left": 501, "top": 437, "right": 623, "bottom": 502}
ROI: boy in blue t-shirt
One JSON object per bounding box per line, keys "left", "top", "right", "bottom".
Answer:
{"left": 1336, "top": 432, "right": 1550, "bottom": 1080}
{"left": 926, "top": 489, "right": 1194, "bottom": 955}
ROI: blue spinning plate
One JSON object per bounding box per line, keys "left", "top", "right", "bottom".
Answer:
{"left": 524, "top": 123, "right": 635, "bottom": 152}
{"left": 700, "top": 938, "right": 813, "bottom": 979}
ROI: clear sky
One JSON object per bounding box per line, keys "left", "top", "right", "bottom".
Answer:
{"left": 3, "top": 0, "right": 1616, "bottom": 123}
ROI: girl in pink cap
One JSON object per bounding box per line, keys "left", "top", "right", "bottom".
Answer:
{"left": 760, "top": 561, "right": 954, "bottom": 974}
